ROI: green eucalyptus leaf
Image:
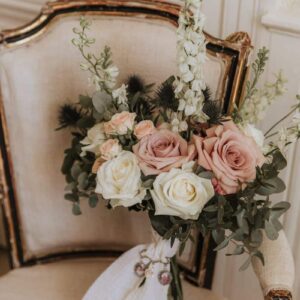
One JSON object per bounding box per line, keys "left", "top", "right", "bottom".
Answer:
{"left": 226, "top": 244, "right": 244, "bottom": 256}
{"left": 271, "top": 201, "right": 291, "bottom": 211}
{"left": 198, "top": 171, "right": 214, "bottom": 180}
{"left": 271, "top": 218, "right": 283, "bottom": 231}
{"left": 79, "top": 95, "right": 93, "bottom": 108}
{"left": 239, "top": 255, "right": 252, "bottom": 271}
{"left": 92, "top": 91, "right": 112, "bottom": 113}
{"left": 251, "top": 229, "right": 263, "bottom": 245}
{"left": 61, "top": 153, "right": 76, "bottom": 175}
{"left": 72, "top": 202, "right": 82, "bottom": 215}
{"left": 272, "top": 150, "right": 287, "bottom": 170}
{"left": 71, "top": 163, "right": 82, "bottom": 180}
{"left": 212, "top": 229, "right": 225, "bottom": 245}
{"left": 78, "top": 172, "right": 89, "bottom": 189}
{"left": 252, "top": 250, "right": 265, "bottom": 266}
{"left": 76, "top": 116, "right": 95, "bottom": 129}
{"left": 89, "top": 194, "right": 99, "bottom": 208}
{"left": 203, "top": 205, "right": 218, "bottom": 212}
{"left": 265, "top": 220, "right": 279, "bottom": 240}
{"left": 256, "top": 177, "right": 286, "bottom": 195}
{"left": 214, "top": 235, "right": 231, "bottom": 251}
{"left": 64, "top": 193, "right": 78, "bottom": 202}
{"left": 64, "top": 182, "right": 77, "bottom": 192}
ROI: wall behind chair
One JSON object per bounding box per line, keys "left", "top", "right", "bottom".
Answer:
{"left": 1, "top": 1, "right": 300, "bottom": 299}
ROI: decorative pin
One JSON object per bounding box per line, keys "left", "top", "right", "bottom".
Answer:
{"left": 134, "top": 262, "right": 146, "bottom": 277}
{"left": 158, "top": 270, "right": 172, "bottom": 286}
{"left": 134, "top": 249, "right": 173, "bottom": 286}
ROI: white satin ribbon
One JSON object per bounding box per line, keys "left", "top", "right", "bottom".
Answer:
{"left": 83, "top": 236, "right": 179, "bottom": 300}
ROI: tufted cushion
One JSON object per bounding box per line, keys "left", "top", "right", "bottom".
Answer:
{"left": 0, "top": 14, "right": 226, "bottom": 261}
{"left": 0, "top": 257, "right": 225, "bottom": 300}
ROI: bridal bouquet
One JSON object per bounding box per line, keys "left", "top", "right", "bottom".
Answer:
{"left": 57, "top": 0, "right": 300, "bottom": 298}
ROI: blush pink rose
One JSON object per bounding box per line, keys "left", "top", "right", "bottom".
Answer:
{"left": 193, "top": 120, "right": 265, "bottom": 195}
{"left": 134, "top": 120, "right": 156, "bottom": 139}
{"left": 99, "top": 139, "right": 122, "bottom": 160}
{"left": 104, "top": 111, "right": 136, "bottom": 135}
{"left": 133, "top": 129, "right": 196, "bottom": 176}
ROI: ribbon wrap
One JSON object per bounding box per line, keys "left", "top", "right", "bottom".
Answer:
{"left": 83, "top": 234, "right": 179, "bottom": 300}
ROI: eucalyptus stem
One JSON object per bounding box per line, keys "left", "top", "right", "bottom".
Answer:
{"left": 170, "top": 257, "right": 183, "bottom": 300}
{"left": 264, "top": 106, "right": 298, "bottom": 137}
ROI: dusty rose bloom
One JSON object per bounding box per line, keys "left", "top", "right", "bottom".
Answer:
{"left": 193, "top": 121, "right": 265, "bottom": 195}
{"left": 133, "top": 129, "right": 196, "bottom": 176}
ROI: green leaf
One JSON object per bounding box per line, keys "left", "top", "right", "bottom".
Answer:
{"left": 76, "top": 116, "right": 95, "bottom": 129}
{"left": 212, "top": 229, "right": 225, "bottom": 245}
{"left": 203, "top": 205, "right": 218, "bottom": 212}
{"left": 265, "top": 220, "right": 279, "bottom": 240}
{"left": 239, "top": 255, "right": 252, "bottom": 271}
{"left": 61, "top": 153, "right": 76, "bottom": 175}
{"left": 272, "top": 150, "right": 287, "bottom": 170}
{"left": 71, "top": 163, "right": 81, "bottom": 180}
{"left": 89, "top": 194, "right": 99, "bottom": 208}
{"left": 272, "top": 218, "right": 283, "bottom": 231}
{"left": 256, "top": 177, "right": 286, "bottom": 195}
{"left": 142, "top": 179, "right": 154, "bottom": 189}
{"left": 198, "top": 171, "right": 214, "bottom": 180}
{"left": 271, "top": 201, "right": 291, "bottom": 211}
{"left": 251, "top": 229, "right": 263, "bottom": 245}
{"left": 79, "top": 95, "right": 92, "bottom": 108}
{"left": 64, "top": 193, "right": 78, "bottom": 202}
{"left": 64, "top": 182, "right": 77, "bottom": 191}
{"left": 252, "top": 250, "right": 265, "bottom": 266}
{"left": 92, "top": 91, "right": 112, "bottom": 113}
{"left": 214, "top": 235, "right": 231, "bottom": 251}
{"left": 78, "top": 172, "right": 89, "bottom": 189}
{"left": 72, "top": 203, "right": 82, "bottom": 215}
{"left": 226, "top": 245, "right": 244, "bottom": 256}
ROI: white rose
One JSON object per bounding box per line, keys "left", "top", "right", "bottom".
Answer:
{"left": 95, "top": 151, "right": 146, "bottom": 208}
{"left": 241, "top": 124, "right": 265, "bottom": 148}
{"left": 80, "top": 123, "right": 106, "bottom": 156}
{"left": 150, "top": 168, "right": 214, "bottom": 220}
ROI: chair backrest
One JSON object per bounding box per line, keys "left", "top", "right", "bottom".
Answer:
{"left": 0, "top": 0, "right": 252, "bottom": 280}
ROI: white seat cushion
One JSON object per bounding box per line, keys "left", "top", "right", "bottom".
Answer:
{"left": 0, "top": 257, "right": 224, "bottom": 300}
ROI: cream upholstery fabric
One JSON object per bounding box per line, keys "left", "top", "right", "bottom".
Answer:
{"left": 0, "top": 15, "right": 225, "bottom": 261}
{"left": 252, "top": 231, "right": 295, "bottom": 295}
{"left": 0, "top": 257, "right": 224, "bottom": 300}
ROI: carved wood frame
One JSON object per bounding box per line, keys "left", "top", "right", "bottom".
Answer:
{"left": 0, "top": 0, "right": 252, "bottom": 289}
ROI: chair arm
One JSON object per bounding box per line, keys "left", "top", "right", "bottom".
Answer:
{"left": 252, "top": 231, "right": 294, "bottom": 300}
{"left": 265, "top": 289, "right": 292, "bottom": 300}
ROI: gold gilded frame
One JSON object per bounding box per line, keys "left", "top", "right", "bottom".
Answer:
{"left": 0, "top": 0, "right": 252, "bottom": 287}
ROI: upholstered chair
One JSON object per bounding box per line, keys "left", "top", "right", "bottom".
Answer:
{"left": 0, "top": 1, "right": 294, "bottom": 299}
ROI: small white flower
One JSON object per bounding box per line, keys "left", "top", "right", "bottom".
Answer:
{"left": 96, "top": 151, "right": 146, "bottom": 208}
{"left": 175, "top": 0, "right": 207, "bottom": 119}
{"left": 105, "top": 66, "right": 119, "bottom": 79}
{"left": 150, "top": 167, "right": 214, "bottom": 220}
{"left": 81, "top": 123, "right": 106, "bottom": 156}
{"left": 112, "top": 84, "right": 128, "bottom": 106}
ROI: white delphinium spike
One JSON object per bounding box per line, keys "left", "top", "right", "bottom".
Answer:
{"left": 175, "top": 0, "right": 208, "bottom": 122}
{"left": 239, "top": 71, "right": 287, "bottom": 124}
{"left": 112, "top": 84, "right": 128, "bottom": 107}
{"left": 170, "top": 112, "right": 188, "bottom": 133}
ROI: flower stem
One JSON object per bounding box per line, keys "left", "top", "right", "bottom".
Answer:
{"left": 264, "top": 106, "right": 298, "bottom": 137}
